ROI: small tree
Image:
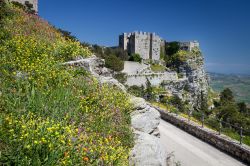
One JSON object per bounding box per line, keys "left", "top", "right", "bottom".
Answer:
{"left": 145, "top": 78, "right": 153, "bottom": 100}
{"left": 170, "top": 95, "right": 185, "bottom": 112}
{"left": 129, "top": 53, "right": 142, "bottom": 63}
{"left": 217, "top": 103, "right": 239, "bottom": 124}
{"left": 237, "top": 102, "right": 248, "bottom": 114}
{"left": 220, "top": 88, "right": 234, "bottom": 104}
{"left": 92, "top": 44, "right": 104, "bottom": 57}
{"left": 128, "top": 85, "right": 144, "bottom": 97}
{"left": 165, "top": 41, "right": 180, "bottom": 56}
{"left": 105, "top": 54, "right": 124, "bottom": 72}
{"left": 200, "top": 91, "right": 209, "bottom": 114}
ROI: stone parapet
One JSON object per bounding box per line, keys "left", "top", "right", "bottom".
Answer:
{"left": 152, "top": 106, "right": 250, "bottom": 164}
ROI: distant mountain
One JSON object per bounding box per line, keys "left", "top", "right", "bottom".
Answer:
{"left": 208, "top": 72, "right": 250, "bottom": 106}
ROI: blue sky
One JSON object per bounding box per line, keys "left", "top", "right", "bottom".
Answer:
{"left": 39, "top": 0, "right": 250, "bottom": 74}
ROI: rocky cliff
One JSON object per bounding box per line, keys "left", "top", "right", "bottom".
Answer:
{"left": 162, "top": 51, "right": 209, "bottom": 109}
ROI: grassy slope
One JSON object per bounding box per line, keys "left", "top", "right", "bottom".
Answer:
{"left": 0, "top": 2, "right": 133, "bottom": 165}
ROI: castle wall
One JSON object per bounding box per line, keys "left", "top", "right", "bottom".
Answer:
{"left": 125, "top": 72, "right": 178, "bottom": 87}
{"left": 151, "top": 34, "right": 161, "bottom": 60}
{"left": 119, "top": 32, "right": 162, "bottom": 61}
{"left": 134, "top": 32, "right": 150, "bottom": 59}
{"left": 122, "top": 61, "right": 148, "bottom": 75}
{"left": 179, "top": 41, "right": 199, "bottom": 51}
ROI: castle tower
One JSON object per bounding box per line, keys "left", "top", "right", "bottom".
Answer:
{"left": 119, "top": 31, "right": 162, "bottom": 61}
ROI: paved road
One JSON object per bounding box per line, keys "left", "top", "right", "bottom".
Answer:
{"left": 159, "top": 119, "right": 246, "bottom": 166}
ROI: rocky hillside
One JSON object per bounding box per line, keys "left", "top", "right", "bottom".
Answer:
{"left": 153, "top": 50, "right": 209, "bottom": 110}
{"left": 176, "top": 51, "right": 208, "bottom": 108}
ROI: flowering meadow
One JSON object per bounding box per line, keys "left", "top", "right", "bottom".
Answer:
{"left": 0, "top": 2, "right": 133, "bottom": 165}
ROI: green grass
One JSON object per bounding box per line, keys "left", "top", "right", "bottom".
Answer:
{"left": 150, "top": 64, "right": 166, "bottom": 72}
{"left": 222, "top": 128, "right": 250, "bottom": 146}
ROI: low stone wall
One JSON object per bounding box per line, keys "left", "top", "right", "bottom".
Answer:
{"left": 126, "top": 72, "right": 178, "bottom": 87}
{"left": 153, "top": 107, "right": 250, "bottom": 164}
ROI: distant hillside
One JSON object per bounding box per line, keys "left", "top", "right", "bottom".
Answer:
{"left": 209, "top": 72, "right": 250, "bottom": 106}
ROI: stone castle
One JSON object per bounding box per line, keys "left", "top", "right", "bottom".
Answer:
{"left": 119, "top": 31, "right": 199, "bottom": 61}
{"left": 8, "top": 0, "right": 38, "bottom": 13}
{"left": 119, "top": 32, "right": 164, "bottom": 61}
{"left": 179, "top": 41, "right": 199, "bottom": 51}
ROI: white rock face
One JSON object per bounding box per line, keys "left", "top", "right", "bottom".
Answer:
{"left": 131, "top": 106, "right": 160, "bottom": 135}
{"left": 129, "top": 131, "right": 167, "bottom": 166}
{"left": 129, "top": 95, "right": 166, "bottom": 165}
{"left": 129, "top": 96, "right": 147, "bottom": 110}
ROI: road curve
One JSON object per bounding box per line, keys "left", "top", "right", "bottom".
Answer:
{"left": 159, "top": 119, "right": 246, "bottom": 166}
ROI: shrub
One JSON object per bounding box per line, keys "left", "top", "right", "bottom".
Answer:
{"left": 169, "top": 95, "right": 185, "bottom": 112}
{"left": 105, "top": 54, "right": 124, "bottom": 71}
{"left": 128, "top": 85, "right": 144, "bottom": 97}
{"left": 53, "top": 39, "right": 91, "bottom": 61}
{"left": 114, "top": 73, "right": 127, "bottom": 84}
{"left": 165, "top": 41, "right": 180, "bottom": 56}
{"left": 129, "top": 53, "right": 142, "bottom": 63}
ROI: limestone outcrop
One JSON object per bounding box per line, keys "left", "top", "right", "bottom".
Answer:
{"left": 130, "top": 103, "right": 160, "bottom": 137}
{"left": 65, "top": 56, "right": 167, "bottom": 166}
{"left": 129, "top": 98, "right": 166, "bottom": 166}
{"left": 129, "top": 131, "right": 167, "bottom": 166}
{"left": 162, "top": 52, "right": 209, "bottom": 108}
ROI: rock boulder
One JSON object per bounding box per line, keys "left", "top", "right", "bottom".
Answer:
{"left": 129, "top": 131, "right": 167, "bottom": 166}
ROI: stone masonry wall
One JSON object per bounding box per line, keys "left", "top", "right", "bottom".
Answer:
{"left": 119, "top": 32, "right": 161, "bottom": 61}
{"left": 126, "top": 72, "right": 178, "bottom": 87}
{"left": 135, "top": 32, "right": 151, "bottom": 59}
{"left": 152, "top": 106, "right": 250, "bottom": 164}
{"left": 151, "top": 33, "right": 161, "bottom": 60}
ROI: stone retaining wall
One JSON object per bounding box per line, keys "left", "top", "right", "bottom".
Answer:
{"left": 126, "top": 72, "right": 178, "bottom": 87}
{"left": 153, "top": 106, "right": 250, "bottom": 164}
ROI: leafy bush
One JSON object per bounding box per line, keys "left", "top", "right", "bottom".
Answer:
{"left": 114, "top": 73, "right": 127, "bottom": 84}
{"left": 105, "top": 54, "right": 124, "bottom": 71}
{"left": 165, "top": 42, "right": 180, "bottom": 56}
{"left": 129, "top": 53, "right": 142, "bottom": 63}
{"left": 53, "top": 39, "right": 91, "bottom": 61}
{"left": 169, "top": 95, "right": 185, "bottom": 112}
{"left": 128, "top": 85, "right": 144, "bottom": 97}
{"left": 165, "top": 50, "right": 189, "bottom": 71}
